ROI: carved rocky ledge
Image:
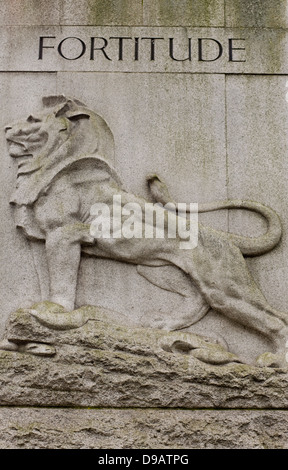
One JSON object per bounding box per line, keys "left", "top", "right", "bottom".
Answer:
{"left": 0, "top": 302, "right": 288, "bottom": 409}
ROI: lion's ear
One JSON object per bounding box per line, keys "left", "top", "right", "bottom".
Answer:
{"left": 55, "top": 101, "right": 90, "bottom": 121}
{"left": 66, "top": 110, "right": 90, "bottom": 122}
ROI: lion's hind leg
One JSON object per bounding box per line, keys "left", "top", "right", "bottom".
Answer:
{"left": 181, "top": 233, "right": 288, "bottom": 351}
{"left": 137, "top": 265, "right": 210, "bottom": 331}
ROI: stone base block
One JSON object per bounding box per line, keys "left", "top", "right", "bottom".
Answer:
{"left": 1, "top": 304, "right": 288, "bottom": 409}
{"left": 0, "top": 408, "right": 287, "bottom": 449}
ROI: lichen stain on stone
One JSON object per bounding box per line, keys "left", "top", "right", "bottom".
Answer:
{"left": 87, "top": 0, "right": 138, "bottom": 24}
{"left": 156, "top": 0, "right": 220, "bottom": 26}
{"left": 229, "top": 0, "right": 287, "bottom": 28}
{"left": 87, "top": 0, "right": 107, "bottom": 23}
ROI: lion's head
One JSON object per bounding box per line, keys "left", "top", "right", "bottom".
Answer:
{"left": 5, "top": 95, "right": 115, "bottom": 176}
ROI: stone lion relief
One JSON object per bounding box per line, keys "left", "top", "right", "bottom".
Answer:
{"left": 2, "top": 95, "right": 288, "bottom": 368}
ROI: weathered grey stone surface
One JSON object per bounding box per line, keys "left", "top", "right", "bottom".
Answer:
{"left": 226, "top": 0, "right": 288, "bottom": 28}
{"left": 226, "top": 75, "right": 288, "bottom": 312}
{"left": 0, "top": 408, "right": 288, "bottom": 449}
{"left": 143, "top": 0, "right": 225, "bottom": 27}
{"left": 3, "top": 0, "right": 285, "bottom": 29}
{"left": 0, "top": 304, "right": 287, "bottom": 409}
{"left": 0, "top": 75, "right": 58, "bottom": 333}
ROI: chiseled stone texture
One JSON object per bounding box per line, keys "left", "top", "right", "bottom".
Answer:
{"left": 0, "top": 307, "right": 288, "bottom": 409}
{"left": 0, "top": 408, "right": 288, "bottom": 449}
{"left": 225, "top": 0, "right": 288, "bottom": 28}
{"left": 2, "top": 347, "right": 288, "bottom": 409}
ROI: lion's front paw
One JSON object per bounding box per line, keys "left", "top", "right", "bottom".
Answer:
{"left": 19, "top": 342, "right": 56, "bottom": 357}
{"left": 0, "top": 339, "right": 19, "bottom": 352}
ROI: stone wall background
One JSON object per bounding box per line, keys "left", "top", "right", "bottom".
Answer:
{"left": 1, "top": 0, "right": 288, "bottom": 449}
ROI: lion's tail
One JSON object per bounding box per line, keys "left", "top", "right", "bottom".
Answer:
{"left": 198, "top": 200, "right": 282, "bottom": 256}
{"left": 147, "top": 176, "right": 282, "bottom": 257}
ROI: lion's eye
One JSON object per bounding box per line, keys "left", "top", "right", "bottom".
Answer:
{"left": 27, "top": 115, "right": 42, "bottom": 123}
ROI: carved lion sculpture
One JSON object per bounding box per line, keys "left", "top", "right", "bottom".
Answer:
{"left": 4, "top": 95, "right": 288, "bottom": 366}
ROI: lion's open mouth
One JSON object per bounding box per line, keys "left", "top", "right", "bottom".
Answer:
{"left": 6, "top": 139, "right": 32, "bottom": 158}
{"left": 7, "top": 139, "right": 26, "bottom": 152}
{"left": 6, "top": 140, "right": 34, "bottom": 171}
